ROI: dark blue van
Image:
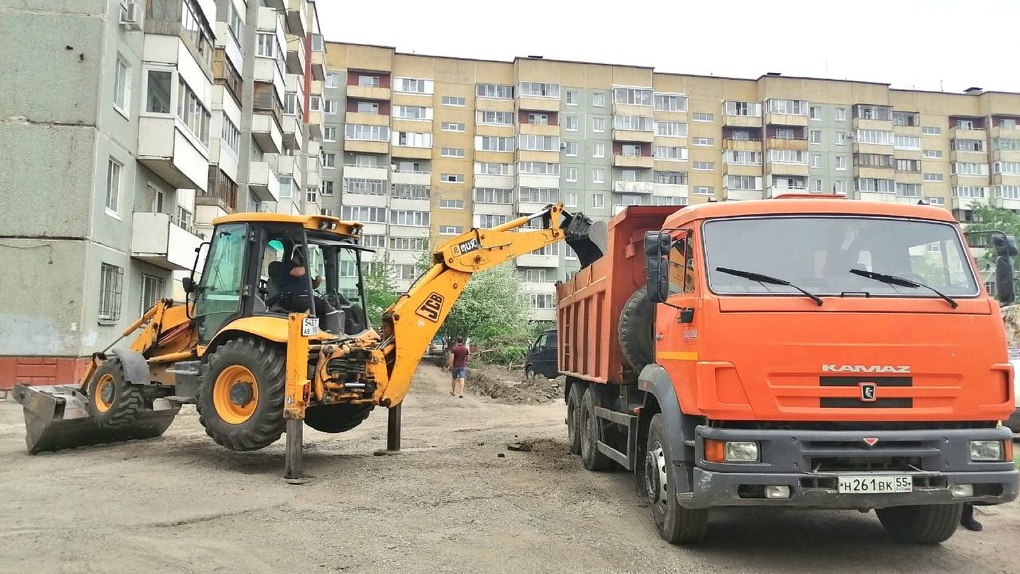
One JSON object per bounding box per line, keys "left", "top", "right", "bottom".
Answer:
{"left": 525, "top": 329, "right": 558, "bottom": 379}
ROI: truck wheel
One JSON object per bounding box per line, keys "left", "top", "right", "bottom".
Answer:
{"left": 198, "top": 337, "right": 286, "bottom": 451}
{"left": 875, "top": 503, "right": 963, "bottom": 544}
{"left": 304, "top": 404, "right": 374, "bottom": 433}
{"left": 618, "top": 288, "right": 655, "bottom": 370}
{"left": 645, "top": 413, "right": 709, "bottom": 544}
{"left": 86, "top": 358, "right": 144, "bottom": 428}
{"left": 579, "top": 387, "right": 612, "bottom": 471}
{"left": 566, "top": 382, "right": 584, "bottom": 455}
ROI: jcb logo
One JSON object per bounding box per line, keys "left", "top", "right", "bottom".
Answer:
{"left": 416, "top": 292, "right": 445, "bottom": 323}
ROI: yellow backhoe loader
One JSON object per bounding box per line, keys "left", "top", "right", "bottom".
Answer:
{"left": 12, "top": 204, "right": 605, "bottom": 481}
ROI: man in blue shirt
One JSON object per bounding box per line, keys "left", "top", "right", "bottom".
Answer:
{"left": 279, "top": 246, "right": 336, "bottom": 325}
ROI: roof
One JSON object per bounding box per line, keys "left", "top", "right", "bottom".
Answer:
{"left": 663, "top": 197, "right": 958, "bottom": 228}
{"left": 212, "top": 212, "right": 363, "bottom": 237}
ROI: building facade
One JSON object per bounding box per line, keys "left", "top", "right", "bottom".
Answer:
{"left": 321, "top": 42, "right": 1020, "bottom": 320}
{"left": 0, "top": 0, "right": 324, "bottom": 386}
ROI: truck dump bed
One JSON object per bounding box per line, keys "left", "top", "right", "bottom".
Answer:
{"left": 556, "top": 206, "right": 679, "bottom": 385}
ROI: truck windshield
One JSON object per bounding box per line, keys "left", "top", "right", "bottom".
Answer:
{"left": 702, "top": 215, "right": 980, "bottom": 298}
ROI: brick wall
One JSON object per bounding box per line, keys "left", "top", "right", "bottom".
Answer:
{"left": 0, "top": 357, "right": 90, "bottom": 390}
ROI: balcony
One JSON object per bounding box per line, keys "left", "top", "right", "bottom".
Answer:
{"left": 285, "top": 35, "right": 305, "bottom": 75}
{"left": 723, "top": 114, "right": 762, "bottom": 128}
{"left": 345, "top": 111, "right": 389, "bottom": 126}
{"left": 765, "top": 112, "right": 809, "bottom": 127}
{"left": 137, "top": 117, "right": 209, "bottom": 191}
{"left": 852, "top": 117, "right": 893, "bottom": 131}
{"left": 286, "top": 0, "right": 308, "bottom": 37}
{"left": 475, "top": 173, "right": 514, "bottom": 189}
{"left": 767, "top": 137, "right": 808, "bottom": 151}
{"left": 517, "top": 96, "right": 559, "bottom": 113}
{"left": 519, "top": 173, "right": 559, "bottom": 189}
{"left": 517, "top": 149, "right": 560, "bottom": 164}
{"left": 853, "top": 141, "right": 894, "bottom": 156}
{"left": 613, "top": 180, "right": 655, "bottom": 194}
{"left": 282, "top": 114, "right": 304, "bottom": 151}
{"left": 854, "top": 165, "right": 894, "bottom": 180}
{"left": 391, "top": 145, "right": 431, "bottom": 159}
{"left": 653, "top": 183, "right": 689, "bottom": 197}
{"left": 992, "top": 194, "right": 1020, "bottom": 210}
{"left": 278, "top": 154, "right": 303, "bottom": 190}
{"left": 724, "top": 139, "right": 763, "bottom": 152}
{"left": 765, "top": 186, "right": 807, "bottom": 198}
{"left": 725, "top": 188, "right": 764, "bottom": 201}
{"left": 857, "top": 192, "right": 900, "bottom": 203}
{"left": 310, "top": 49, "right": 325, "bottom": 81}
{"left": 251, "top": 113, "right": 283, "bottom": 154}
{"left": 249, "top": 155, "right": 281, "bottom": 202}
{"left": 765, "top": 161, "right": 809, "bottom": 177}
{"left": 952, "top": 195, "right": 990, "bottom": 211}
{"left": 307, "top": 109, "right": 323, "bottom": 141}
{"left": 516, "top": 252, "right": 559, "bottom": 268}
{"left": 613, "top": 154, "right": 654, "bottom": 169}
{"left": 519, "top": 123, "right": 560, "bottom": 137}
{"left": 306, "top": 156, "right": 321, "bottom": 188}
{"left": 347, "top": 83, "right": 391, "bottom": 100}
{"left": 131, "top": 212, "right": 204, "bottom": 271}
{"left": 723, "top": 163, "right": 762, "bottom": 177}
{"left": 344, "top": 165, "right": 389, "bottom": 180}
{"left": 347, "top": 139, "right": 390, "bottom": 154}
{"left": 950, "top": 127, "right": 987, "bottom": 141}
{"left": 992, "top": 149, "right": 1020, "bottom": 163}
{"left": 992, "top": 125, "right": 1020, "bottom": 141}
{"left": 613, "top": 129, "right": 655, "bottom": 143}
{"left": 392, "top": 170, "right": 431, "bottom": 185}
{"left": 253, "top": 57, "right": 285, "bottom": 102}
{"left": 949, "top": 149, "right": 988, "bottom": 163}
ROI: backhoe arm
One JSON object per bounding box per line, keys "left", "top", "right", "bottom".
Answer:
{"left": 373, "top": 203, "right": 604, "bottom": 406}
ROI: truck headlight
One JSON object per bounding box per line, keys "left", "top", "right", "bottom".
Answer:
{"left": 705, "top": 439, "right": 760, "bottom": 463}
{"left": 969, "top": 440, "right": 1004, "bottom": 461}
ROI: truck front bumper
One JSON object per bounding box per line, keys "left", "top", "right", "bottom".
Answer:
{"left": 678, "top": 425, "right": 1019, "bottom": 510}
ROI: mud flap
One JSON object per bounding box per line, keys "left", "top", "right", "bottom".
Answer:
{"left": 562, "top": 213, "right": 608, "bottom": 270}
{"left": 12, "top": 384, "right": 180, "bottom": 454}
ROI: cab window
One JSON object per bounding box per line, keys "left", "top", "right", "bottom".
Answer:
{"left": 668, "top": 234, "right": 695, "bottom": 295}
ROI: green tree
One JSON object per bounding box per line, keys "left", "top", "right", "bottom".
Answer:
{"left": 441, "top": 264, "right": 532, "bottom": 363}
{"left": 362, "top": 253, "right": 400, "bottom": 329}
{"left": 961, "top": 204, "right": 1020, "bottom": 299}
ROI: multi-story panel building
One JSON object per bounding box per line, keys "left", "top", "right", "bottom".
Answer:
{"left": 321, "top": 42, "right": 1020, "bottom": 319}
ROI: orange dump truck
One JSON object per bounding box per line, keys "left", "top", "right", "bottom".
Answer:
{"left": 556, "top": 197, "right": 1018, "bottom": 545}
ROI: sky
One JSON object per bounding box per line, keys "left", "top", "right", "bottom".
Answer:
{"left": 315, "top": 0, "right": 1020, "bottom": 94}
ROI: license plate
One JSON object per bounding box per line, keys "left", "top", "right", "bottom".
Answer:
{"left": 837, "top": 475, "right": 912, "bottom": 494}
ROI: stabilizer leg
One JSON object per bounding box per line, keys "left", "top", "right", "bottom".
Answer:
{"left": 373, "top": 404, "right": 401, "bottom": 456}
{"left": 283, "top": 418, "right": 310, "bottom": 484}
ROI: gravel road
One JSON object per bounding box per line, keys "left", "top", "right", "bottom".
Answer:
{"left": 0, "top": 363, "right": 1016, "bottom": 574}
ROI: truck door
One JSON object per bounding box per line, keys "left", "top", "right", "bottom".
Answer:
{"left": 657, "top": 229, "right": 700, "bottom": 389}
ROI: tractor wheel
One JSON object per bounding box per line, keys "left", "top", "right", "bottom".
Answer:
{"left": 618, "top": 288, "right": 655, "bottom": 370}
{"left": 198, "top": 337, "right": 286, "bottom": 451}
{"left": 303, "top": 404, "right": 375, "bottom": 433}
{"left": 86, "top": 358, "right": 145, "bottom": 428}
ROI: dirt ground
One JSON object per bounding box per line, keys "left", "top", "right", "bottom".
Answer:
{"left": 0, "top": 363, "right": 1018, "bottom": 574}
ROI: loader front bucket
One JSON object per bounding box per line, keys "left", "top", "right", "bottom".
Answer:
{"left": 562, "top": 212, "right": 608, "bottom": 270}
{"left": 12, "top": 384, "right": 180, "bottom": 454}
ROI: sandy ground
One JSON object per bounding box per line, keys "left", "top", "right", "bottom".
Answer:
{"left": 0, "top": 363, "right": 1017, "bottom": 574}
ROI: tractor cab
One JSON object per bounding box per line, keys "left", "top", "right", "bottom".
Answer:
{"left": 184, "top": 214, "right": 372, "bottom": 345}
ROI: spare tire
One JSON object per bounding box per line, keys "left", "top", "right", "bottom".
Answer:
{"left": 618, "top": 287, "right": 656, "bottom": 369}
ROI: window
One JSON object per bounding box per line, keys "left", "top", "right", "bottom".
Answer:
{"left": 442, "top": 122, "right": 466, "bottom": 132}
{"left": 655, "top": 171, "right": 687, "bottom": 185}
{"left": 322, "top": 181, "right": 335, "bottom": 195}
{"left": 593, "top": 92, "right": 606, "bottom": 107}
{"left": 893, "top": 111, "right": 919, "bottom": 127}
{"left": 835, "top": 180, "right": 847, "bottom": 193}
{"left": 388, "top": 237, "right": 427, "bottom": 252}
{"left": 478, "top": 214, "right": 509, "bottom": 228}
{"left": 441, "top": 147, "right": 465, "bottom": 158}
{"left": 592, "top": 194, "right": 605, "bottom": 208}
{"left": 726, "top": 175, "right": 761, "bottom": 190}
{"left": 810, "top": 106, "right": 821, "bottom": 120}
{"left": 476, "top": 83, "right": 513, "bottom": 99}
{"left": 951, "top": 162, "right": 988, "bottom": 176}
{"left": 320, "top": 208, "right": 334, "bottom": 217}
{"left": 175, "top": 78, "right": 211, "bottom": 145}
{"left": 391, "top": 210, "right": 430, "bottom": 227}
{"left": 995, "top": 138, "right": 1020, "bottom": 151}
{"left": 322, "top": 153, "right": 336, "bottom": 168}
{"left": 811, "top": 154, "right": 821, "bottom": 168}
{"left": 592, "top": 168, "right": 605, "bottom": 183}
{"left": 394, "top": 131, "right": 432, "bottom": 148}
{"left": 395, "top": 77, "right": 434, "bottom": 94}
{"left": 220, "top": 116, "right": 240, "bottom": 153}
{"left": 522, "top": 269, "right": 551, "bottom": 283}
{"left": 995, "top": 185, "right": 1020, "bottom": 200}
{"left": 528, "top": 113, "right": 549, "bottom": 125}
{"left": 357, "top": 75, "right": 380, "bottom": 87}
{"left": 836, "top": 156, "right": 847, "bottom": 170}
{"left": 477, "top": 110, "right": 514, "bottom": 125}
{"left": 564, "top": 167, "right": 578, "bottom": 182}
{"left": 592, "top": 143, "right": 604, "bottom": 158}
{"left": 476, "top": 136, "right": 514, "bottom": 152}
{"left": 654, "top": 94, "right": 688, "bottom": 112}
{"left": 855, "top": 178, "right": 895, "bottom": 193}
{"left": 896, "top": 159, "right": 921, "bottom": 173}
{"left": 105, "top": 158, "right": 122, "bottom": 213}
{"left": 346, "top": 124, "right": 389, "bottom": 141}
{"left": 613, "top": 87, "right": 653, "bottom": 106}
{"left": 994, "top": 162, "right": 1020, "bottom": 175}
{"left": 692, "top": 161, "right": 714, "bottom": 171}
{"left": 810, "top": 178, "right": 823, "bottom": 192}
{"left": 475, "top": 162, "right": 511, "bottom": 175}
{"left": 809, "top": 130, "right": 822, "bottom": 144}
{"left": 896, "top": 183, "right": 922, "bottom": 197}
{"left": 474, "top": 188, "right": 513, "bottom": 203}
{"left": 392, "top": 184, "right": 430, "bottom": 200}
{"left": 768, "top": 99, "right": 807, "bottom": 115}
{"left": 922, "top": 126, "right": 942, "bottom": 136}
{"left": 518, "top": 134, "right": 560, "bottom": 151}
{"left": 442, "top": 96, "right": 466, "bottom": 106}
{"left": 519, "top": 187, "right": 558, "bottom": 203}
{"left": 565, "top": 115, "right": 579, "bottom": 131}
{"left": 723, "top": 151, "right": 761, "bottom": 165}
{"left": 565, "top": 90, "right": 579, "bottom": 105}
{"left": 836, "top": 132, "right": 847, "bottom": 145}
{"left": 518, "top": 162, "right": 559, "bottom": 175}
{"left": 924, "top": 173, "right": 944, "bottom": 182}
{"left": 439, "top": 199, "right": 464, "bottom": 209}
{"left": 145, "top": 70, "right": 172, "bottom": 114}
{"left": 311, "top": 34, "right": 324, "bottom": 52}
{"left": 441, "top": 173, "right": 464, "bottom": 183}
{"left": 621, "top": 144, "right": 641, "bottom": 157}
{"left": 519, "top": 82, "right": 560, "bottom": 98}
{"left": 565, "top": 141, "right": 578, "bottom": 156}
{"left": 656, "top": 122, "right": 687, "bottom": 137}
{"left": 139, "top": 274, "right": 166, "bottom": 315}
{"left": 114, "top": 55, "right": 129, "bottom": 114}
{"left": 895, "top": 135, "right": 921, "bottom": 150}
{"left": 342, "top": 178, "right": 386, "bottom": 195}
{"left": 278, "top": 176, "right": 292, "bottom": 198}
{"left": 394, "top": 105, "right": 430, "bottom": 120}
{"left": 309, "top": 95, "right": 321, "bottom": 112}
{"left": 342, "top": 206, "right": 387, "bottom": 223}
{"left": 323, "top": 126, "right": 336, "bottom": 142}
{"left": 692, "top": 112, "right": 714, "bottom": 122}
{"left": 835, "top": 108, "right": 846, "bottom": 121}
{"left": 775, "top": 128, "right": 796, "bottom": 140}
{"left": 952, "top": 186, "right": 987, "bottom": 198}
{"left": 355, "top": 101, "right": 377, "bottom": 114}
{"left": 724, "top": 101, "right": 762, "bottom": 117}
{"left": 325, "top": 73, "right": 341, "bottom": 88}
{"left": 654, "top": 146, "right": 688, "bottom": 160}
{"left": 855, "top": 130, "right": 894, "bottom": 145}
{"left": 951, "top": 139, "right": 985, "bottom": 152}
{"left": 531, "top": 293, "right": 556, "bottom": 309}
{"left": 564, "top": 192, "right": 578, "bottom": 207}
{"left": 440, "top": 225, "right": 463, "bottom": 235}
{"left": 592, "top": 117, "right": 606, "bottom": 132}
{"left": 693, "top": 186, "right": 714, "bottom": 196}
{"left": 98, "top": 263, "right": 123, "bottom": 323}
{"left": 923, "top": 149, "right": 943, "bottom": 159}
{"left": 692, "top": 137, "right": 713, "bottom": 147}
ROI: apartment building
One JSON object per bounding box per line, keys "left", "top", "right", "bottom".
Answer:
{"left": 320, "top": 42, "right": 1020, "bottom": 320}
{"left": 0, "top": 0, "right": 323, "bottom": 386}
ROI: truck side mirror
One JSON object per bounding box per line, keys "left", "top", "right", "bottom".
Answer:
{"left": 644, "top": 231, "right": 671, "bottom": 303}
{"left": 992, "top": 233, "right": 1017, "bottom": 305}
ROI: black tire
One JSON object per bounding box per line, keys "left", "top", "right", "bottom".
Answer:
{"left": 86, "top": 358, "right": 145, "bottom": 428}
{"left": 876, "top": 503, "right": 963, "bottom": 544}
{"left": 304, "top": 404, "right": 374, "bottom": 433}
{"left": 579, "top": 387, "right": 612, "bottom": 471}
{"left": 566, "top": 382, "right": 584, "bottom": 455}
{"left": 645, "top": 413, "right": 709, "bottom": 544}
{"left": 525, "top": 365, "right": 536, "bottom": 380}
{"left": 618, "top": 288, "right": 655, "bottom": 370}
{"left": 197, "top": 337, "right": 286, "bottom": 451}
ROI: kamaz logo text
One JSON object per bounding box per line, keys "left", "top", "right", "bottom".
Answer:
{"left": 821, "top": 364, "right": 911, "bottom": 373}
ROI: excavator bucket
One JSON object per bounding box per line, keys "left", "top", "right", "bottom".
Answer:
{"left": 562, "top": 212, "right": 608, "bottom": 270}
{"left": 12, "top": 384, "right": 180, "bottom": 454}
